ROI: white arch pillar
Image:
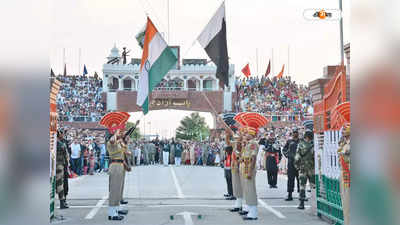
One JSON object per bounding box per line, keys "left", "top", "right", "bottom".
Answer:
{"left": 118, "top": 78, "right": 123, "bottom": 91}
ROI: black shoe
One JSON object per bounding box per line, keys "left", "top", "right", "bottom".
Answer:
{"left": 273, "top": 185, "right": 278, "bottom": 188}
{"left": 285, "top": 192, "right": 293, "bottom": 201}
{"left": 242, "top": 216, "right": 258, "bottom": 220}
{"left": 238, "top": 211, "right": 249, "bottom": 215}
{"left": 60, "top": 200, "right": 69, "bottom": 209}
{"left": 224, "top": 194, "right": 230, "bottom": 197}
{"left": 108, "top": 215, "right": 124, "bottom": 220}
{"left": 229, "top": 207, "right": 241, "bottom": 212}
{"left": 120, "top": 200, "right": 128, "bottom": 205}
{"left": 298, "top": 200, "right": 305, "bottom": 210}
{"left": 269, "top": 185, "right": 273, "bottom": 188}
{"left": 118, "top": 210, "right": 128, "bottom": 215}
{"left": 225, "top": 196, "right": 236, "bottom": 200}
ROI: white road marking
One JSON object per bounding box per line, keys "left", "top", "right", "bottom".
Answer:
{"left": 270, "top": 205, "right": 311, "bottom": 208}
{"left": 258, "top": 199, "right": 286, "bottom": 219}
{"left": 84, "top": 195, "right": 107, "bottom": 219}
{"left": 170, "top": 166, "right": 184, "bottom": 199}
{"left": 176, "top": 211, "right": 198, "bottom": 225}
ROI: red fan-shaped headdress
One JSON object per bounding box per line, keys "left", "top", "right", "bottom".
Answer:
{"left": 99, "top": 112, "right": 130, "bottom": 134}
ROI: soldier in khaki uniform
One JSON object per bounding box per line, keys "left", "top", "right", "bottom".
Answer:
{"left": 239, "top": 126, "right": 260, "bottom": 220}
{"left": 106, "top": 129, "right": 128, "bottom": 220}
{"left": 229, "top": 132, "right": 244, "bottom": 212}
{"left": 338, "top": 125, "right": 350, "bottom": 224}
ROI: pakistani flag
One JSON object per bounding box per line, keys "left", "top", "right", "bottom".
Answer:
{"left": 197, "top": 2, "right": 229, "bottom": 88}
{"left": 136, "top": 17, "right": 177, "bottom": 114}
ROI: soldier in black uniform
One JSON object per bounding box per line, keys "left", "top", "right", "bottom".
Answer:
{"left": 282, "top": 128, "right": 300, "bottom": 201}
{"left": 264, "top": 132, "right": 282, "bottom": 189}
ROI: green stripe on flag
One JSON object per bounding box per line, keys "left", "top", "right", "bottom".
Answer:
{"left": 148, "top": 47, "right": 177, "bottom": 91}
{"left": 143, "top": 97, "right": 149, "bottom": 115}
{"left": 141, "top": 46, "right": 177, "bottom": 115}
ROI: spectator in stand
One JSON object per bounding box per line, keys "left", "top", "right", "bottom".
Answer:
{"left": 56, "top": 75, "right": 105, "bottom": 122}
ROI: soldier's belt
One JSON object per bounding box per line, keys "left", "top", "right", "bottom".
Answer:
{"left": 111, "top": 159, "right": 124, "bottom": 163}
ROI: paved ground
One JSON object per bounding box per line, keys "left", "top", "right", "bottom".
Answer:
{"left": 54, "top": 165, "right": 327, "bottom": 225}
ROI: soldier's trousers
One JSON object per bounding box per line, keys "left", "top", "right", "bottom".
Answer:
{"left": 242, "top": 171, "right": 258, "bottom": 206}
{"left": 120, "top": 169, "right": 126, "bottom": 201}
{"left": 56, "top": 164, "right": 65, "bottom": 200}
{"left": 340, "top": 174, "right": 350, "bottom": 225}
{"left": 267, "top": 170, "right": 278, "bottom": 186}
{"left": 148, "top": 152, "right": 155, "bottom": 164}
{"left": 109, "top": 163, "right": 124, "bottom": 206}
{"left": 224, "top": 169, "right": 233, "bottom": 196}
{"left": 299, "top": 170, "right": 315, "bottom": 193}
{"left": 287, "top": 164, "right": 300, "bottom": 193}
{"left": 232, "top": 169, "right": 242, "bottom": 198}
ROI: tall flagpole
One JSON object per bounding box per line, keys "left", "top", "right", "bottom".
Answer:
{"left": 63, "top": 48, "right": 65, "bottom": 75}
{"left": 78, "top": 48, "right": 81, "bottom": 76}
{"left": 288, "top": 45, "right": 290, "bottom": 76}
{"left": 271, "top": 48, "right": 274, "bottom": 75}
{"left": 256, "top": 48, "right": 259, "bottom": 77}
{"left": 339, "top": 0, "right": 344, "bottom": 64}
{"left": 167, "top": 0, "right": 170, "bottom": 44}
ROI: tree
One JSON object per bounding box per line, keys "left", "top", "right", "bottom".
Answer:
{"left": 176, "top": 112, "right": 210, "bottom": 141}
{"left": 125, "top": 121, "right": 141, "bottom": 140}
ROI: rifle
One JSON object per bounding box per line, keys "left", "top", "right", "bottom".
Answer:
{"left": 124, "top": 120, "right": 140, "bottom": 140}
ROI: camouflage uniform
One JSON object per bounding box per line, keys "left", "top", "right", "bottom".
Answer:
{"left": 294, "top": 138, "right": 315, "bottom": 209}
{"left": 338, "top": 127, "right": 350, "bottom": 225}
{"left": 56, "top": 136, "right": 69, "bottom": 209}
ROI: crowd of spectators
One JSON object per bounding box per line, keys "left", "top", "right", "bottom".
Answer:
{"left": 155, "top": 79, "right": 184, "bottom": 90}
{"left": 62, "top": 126, "right": 108, "bottom": 176}
{"left": 235, "top": 76, "right": 313, "bottom": 122}
{"left": 56, "top": 75, "right": 106, "bottom": 122}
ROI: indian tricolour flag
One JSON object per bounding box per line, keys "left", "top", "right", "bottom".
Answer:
{"left": 136, "top": 17, "right": 177, "bottom": 114}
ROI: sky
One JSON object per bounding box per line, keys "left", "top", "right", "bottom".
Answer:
{"left": 50, "top": 0, "right": 350, "bottom": 138}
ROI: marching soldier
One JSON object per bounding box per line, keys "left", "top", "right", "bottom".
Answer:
{"left": 294, "top": 130, "right": 315, "bottom": 210}
{"left": 240, "top": 126, "right": 260, "bottom": 220}
{"left": 338, "top": 125, "right": 350, "bottom": 224}
{"left": 56, "top": 130, "right": 69, "bottom": 209}
{"left": 282, "top": 128, "right": 300, "bottom": 201}
{"left": 264, "top": 131, "right": 282, "bottom": 189}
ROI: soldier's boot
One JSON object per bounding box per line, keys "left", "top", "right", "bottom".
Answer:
{"left": 285, "top": 192, "right": 293, "bottom": 201}
{"left": 60, "top": 199, "right": 69, "bottom": 209}
{"left": 298, "top": 190, "right": 306, "bottom": 210}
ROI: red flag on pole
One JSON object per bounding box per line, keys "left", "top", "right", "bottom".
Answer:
{"left": 242, "top": 63, "right": 251, "bottom": 78}
{"left": 276, "top": 64, "right": 285, "bottom": 79}
{"left": 265, "top": 60, "right": 271, "bottom": 77}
